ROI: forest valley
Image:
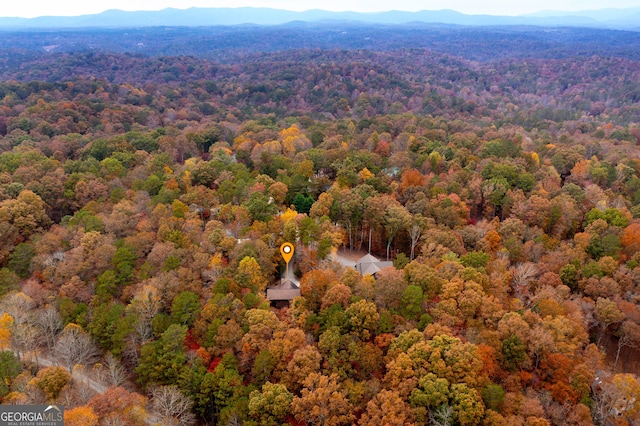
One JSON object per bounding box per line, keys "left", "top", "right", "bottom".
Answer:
{"left": 0, "top": 23, "right": 639, "bottom": 425}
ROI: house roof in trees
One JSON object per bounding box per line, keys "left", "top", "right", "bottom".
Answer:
{"left": 355, "top": 253, "right": 389, "bottom": 276}
{"left": 266, "top": 278, "right": 300, "bottom": 301}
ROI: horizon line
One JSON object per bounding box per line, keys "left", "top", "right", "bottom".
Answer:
{"left": 2, "top": 5, "right": 638, "bottom": 20}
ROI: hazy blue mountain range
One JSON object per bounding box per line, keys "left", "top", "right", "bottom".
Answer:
{"left": 0, "top": 7, "right": 639, "bottom": 30}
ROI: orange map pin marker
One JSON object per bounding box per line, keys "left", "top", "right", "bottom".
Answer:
{"left": 280, "top": 242, "right": 294, "bottom": 279}
{"left": 280, "top": 242, "right": 294, "bottom": 263}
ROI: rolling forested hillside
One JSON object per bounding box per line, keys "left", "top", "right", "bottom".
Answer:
{"left": 0, "top": 23, "right": 639, "bottom": 425}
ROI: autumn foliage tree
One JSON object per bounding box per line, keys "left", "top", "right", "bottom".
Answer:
{"left": 2, "top": 32, "right": 640, "bottom": 426}
{"left": 88, "top": 386, "right": 149, "bottom": 426}
{"left": 64, "top": 406, "right": 99, "bottom": 426}
{"left": 291, "top": 373, "right": 354, "bottom": 426}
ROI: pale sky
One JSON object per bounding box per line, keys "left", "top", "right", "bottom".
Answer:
{"left": 3, "top": 0, "right": 640, "bottom": 19}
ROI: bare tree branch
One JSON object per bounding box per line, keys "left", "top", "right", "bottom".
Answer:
{"left": 150, "top": 385, "right": 196, "bottom": 426}
{"left": 54, "top": 324, "right": 100, "bottom": 372}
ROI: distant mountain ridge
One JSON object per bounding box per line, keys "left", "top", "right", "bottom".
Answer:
{"left": 0, "top": 7, "right": 638, "bottom": 30}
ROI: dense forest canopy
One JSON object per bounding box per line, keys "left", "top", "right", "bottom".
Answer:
{"left": 0, "top": 23, "right": 639, "bottom": 425}
{"left": 2, "top": 24, "right": 640, "bottom": 61}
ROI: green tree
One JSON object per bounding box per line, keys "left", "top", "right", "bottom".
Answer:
{"left": 298, "top": 216, "right": 319, "bottom": 246}
{"left": 252, "top": 349, "right": 277, "bottom": 386}
{"left": 87, "top": 302, "right": 127, "bottom": 352}
{"left": 59, "top": 298, "right": 88, "bottom": 327}
{"left": 410, "top": 373, "right": 450, "bottom": 408}
{"left": 67, "top": 209, "right": 104, "bottom": 232}
{"left": 481, "top": 178, "right": 509, "bottom": 218}
{"left": 112, "top": 244, "right": 137, "bottom": 286}
{"left": 481, "top": 383, "right": 505, "bottom": 411}
{"left": 460, "top": 251, "right": 490, "bottom": 269}
{"left": 177, "top": 359, "right": 210, "bottom": 420}
{"left": 292, "top": 193, "right": 314, "bottom": 214}
{"left": 8, "top": 242, "right": 35, "bottom": 278}
{"left": 559, "top": 263, "right": 579, "bottom": 290}
{"left": 501, "top": 334, "right": 529, "bottom": 371}
{"left": 0, "top": 268, "right": 19, "bottom": 297}
{"left": 0, "top": 350, "right": 21, "bottom": 397}
{"left": 136, "top": 324, "right": 188, "bottom": 387}
{"left": 399, "top": 285, "right": 425, "bottom": 321}
{"left": 205, "top": 356, "right": 247, "bottom": 423}
{"left": 584, "top": 208, "right": 630, "bottom": 228}
{"left": 95, "top": 270, "right": 118, "bottom": 302}
{"left": 248, "top": 382, "right": 293, "bottom": 426}
{"left": 245, "top": 192, "right": 277, "bottom": 222}
{"left": 171, "top": 291, "right": 201, "bottom": 326}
